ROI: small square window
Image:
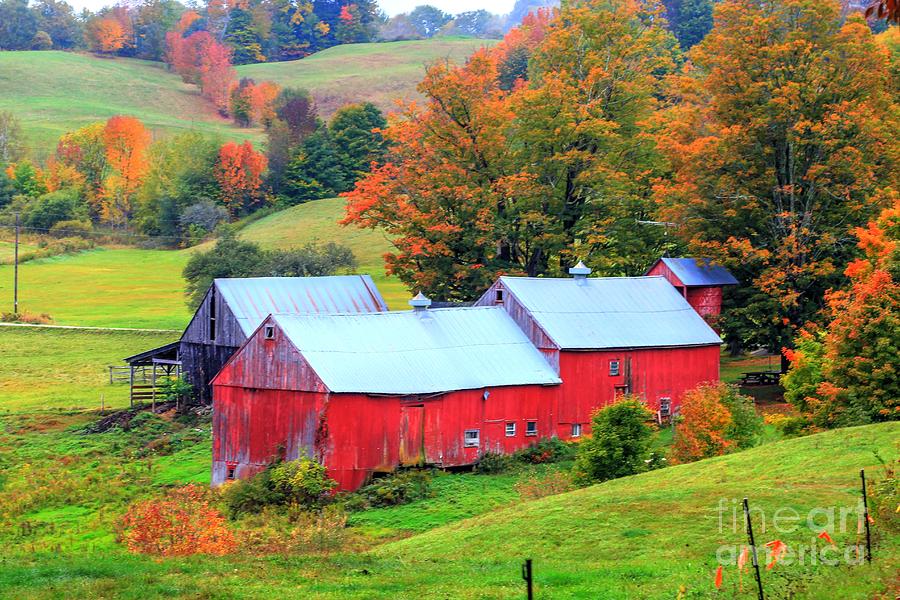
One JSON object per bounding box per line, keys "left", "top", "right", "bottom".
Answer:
{"left": 505, "top": 422, "right": 516, "bottom": 437}
{"left": 659, "top": 397, "right": 672, "bottom": 417}
{"left": 496, "top": 288, "right": 505, "bottom": 303}
{"left": 609, "top": 360, "right": 620, "bottom": 377}
{"left": 525, "top": 421, "right": 537, "bottom": 436}
{"left": 226, "top": 466, "right": 236, "bottom": 480}
{"left": 264, "top": 325, "right": 275, "bottom": 340}
{"left": 571, "top": 423, "right": 582, "bottom": 438}
{"left": 464, "top": 429, "right": 480, "bottom": 448}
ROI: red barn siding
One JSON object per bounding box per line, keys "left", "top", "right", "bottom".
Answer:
{"left": 646, "top": 261, "right": 724, "bottom": 319}
{"left": 557, "top": 345, "right": 720, "bottom": 436}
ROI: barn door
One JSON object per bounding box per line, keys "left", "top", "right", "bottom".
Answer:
{"left": 399, "top": 404, "right": 425, "bottom": 466}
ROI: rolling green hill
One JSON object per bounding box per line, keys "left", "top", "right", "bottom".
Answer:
{"left": 236, "top": 37, "right": 496, "bottom": 118}
{"left": 0, "top": 52, "right": 259, "bottom": 161}
{"left": 0, "top": 199, "right": 407, "bottom": 328}
{"left": 0, "top": 422, "right": 895, "bottom": 597}
{"left": 1, "top": 39, "right": 491, "bottom": 158}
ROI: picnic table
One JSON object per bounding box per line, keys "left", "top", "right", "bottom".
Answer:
{"left": 739, "top": 371, "right": 782, "bottom": 386}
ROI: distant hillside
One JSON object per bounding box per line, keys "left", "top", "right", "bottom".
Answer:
{"left": 0, "top": 40, "right": 492, "bottom": 158}
{"left": 236, "top": 37, "right": 496, "bottom": 118}
{"left": 0, "top": 52, "right": 259, "bottom": 160}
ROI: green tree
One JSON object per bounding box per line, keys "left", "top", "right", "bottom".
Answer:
{"left": 33, "top": 0, "right": 81, "bottom": 49}
{"left": 329, "top": 102, "right": 387, "bottom": 184}
{"left": 183, "top": 230, "right": 268, "bottom": 308}
{"left": 224, "top": 7, "right": 265, "bottom": 64}
{"left": 0, "top": 0, "right": 38, "bottom": 50}
{"left": 282, "top": 127, "right": 345, "bottom": 202}
{"left": 664, "top": 0, "right": 712, "bottom": 50}
{"left": 573, "top": 397, "right": 654, "bottom": 485}
{"left": 24, "top": 188, "right": 88, "bottom": 230}
{"left": 408, "top": 5, "right": 451, "bottom": 37}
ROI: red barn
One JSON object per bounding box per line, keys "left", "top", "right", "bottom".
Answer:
{"left": 644, "top": 257, "right": 738, "bottom": 320}
{"left": 475, "top": 264, "right": 723, "bottom": 432}
{"left": 211, "top": 299, "right": 561, "bottom": 490}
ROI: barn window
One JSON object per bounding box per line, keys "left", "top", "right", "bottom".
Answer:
{"left": 525, "top": 421, "right": 537, "bottom": 436}
{"left": 496, "top": 288, "right": 504, "bottom": 303}
{"left": 505, "top": 422, "right": 516, "bottom": 437}
{"left": 209, "top": 286, "right": 217, "bottom": 341}
{"left": 609, "top": 360, "right": 620, "bottom": 377}
{"left": 226, "top": 465, "right": 236, "bottom": 480}
{"left": 464, "top": 429, "right": 480, "bottom": 448}
{"left": 659, "top": 397, "right": 672, "bottom": 418}
{"left": 571, "top": 423, "right": 582, "bottom": 438}
{"left": 264, "top": 325, "right": 275, "bottom": 340}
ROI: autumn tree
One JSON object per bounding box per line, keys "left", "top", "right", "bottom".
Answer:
{"left": 343, "top": 0, "right": 678, "bottom": 300}
{"left": 99, "top": 115, "right": 151, "bottom": 225}
{"left": 56, "top": 123, "right": 109, "bottom": 216}
{"left": 670, "top": 382, "right": 762, "bottom": 463}
{"left": 216, "top": 140, "right": 267, "bottom": 215}
{"left": 654, "top": 0, "right": 899, "bottom": 360}
{"left": 85, "top": 16, "right": 126, "bottom": 54}
{"left": 784, "top": 197, "right": 900, "bottom": 427}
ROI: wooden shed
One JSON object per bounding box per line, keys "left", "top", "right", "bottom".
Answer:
{"left": 179, "top": 276, "right": 388, "bottom": 403}
{"left": 211, "top": 300, "right": 562, "bottom": 490}
{"left": 645, "top": 257, "right": 738, "bottom": 320}
{"left": 475, "top": 264, "right": 723, "bottom": 432}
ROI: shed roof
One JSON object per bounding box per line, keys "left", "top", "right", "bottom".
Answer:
{"left": 268, "top": 307, "right": 561, "bottom": 394}
{"left": 652, "top": 257, "right": 738, "bottom": 286}
{"left": 497, "top": 275, "right": 722, "bottom": 350}
{"left": 214, "top": 276, "right": 388, "bottom": 336}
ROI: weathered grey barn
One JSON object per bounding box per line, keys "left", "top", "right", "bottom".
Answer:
{"left": 128, "top": 276, "right": 388, "bottom": 403}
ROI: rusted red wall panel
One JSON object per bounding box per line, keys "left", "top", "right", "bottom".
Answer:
{"left": 686, "top": 286, "right": 723, "bottom": 318}
{"left": 557, "top": 345, "right": 720, "bottom": 435}
{"left": 213, "top": 319, "right": 327, "bottom": 393}
{"left": 475, "top": 280, "right": 560, "bottom": 372}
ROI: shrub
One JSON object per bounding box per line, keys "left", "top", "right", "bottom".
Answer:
{"left": 223, "top": 456, "right": 336, "bottom": 518}
{"left": 475, "top": 451, "right": 516, "bottom": 474}
{"left": 238, "top": 504, "right": 349, "bottom": 554}
{"left": 345, "top": 469, "right": 433, "bottom": 510}
{"left": 515, "top": 471, "right": 575, "bottom": 500}
{"left": 671, "top": 382, "right": 763, "bottom": 464}
{"left": 49, "top": 219, "right": 92, "bottom": 238}
{"left": 158, "top": 377, "right": 195, "bottom": 407}
{"left": 24, "top": 189, "right": 86, "bottom": 230}
{"left": 1, "top": 311, "right": 53, "bottom": 324}
{"left": 573, "top": 396, "right": 654, "bottom": 485}
{"left": 118, "top": 485, "right": 236, "bottom": 556}
{"left": 515, "top": 437, "right": 575, "bottom": 464}
{"left": 268, "top": 457, "right": 337, "bottom": 507}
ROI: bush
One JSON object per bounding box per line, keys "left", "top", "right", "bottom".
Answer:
{"left": 237, "top": 504, "right": 349, "bottom": 554}
{"left": 573, "top": 396, "right": 654, "bottom": 485}
{"left": 118, "top": 485, "right": 236, "bottom": 556}
{"left": 515, "top": 437, "right": 575, "bottom": 464}
{"left": 345, "top": 469, "right": 433, "bottom": 510}
{"left": 1, "top": 311, "right": 53, "bottom": 324}
{"left": 49, "top": 219, "right": 92, "bottom": 238}
{"left": 670, "top": 382, "right": 763, "bottom": 464}
{"left": 515, "top": 471, "right": 575, "bottom": 500}
{"left": 223, "top": 456, "right": 336, "bottom": 518}
{"left": 158, "top": 377, "right": 195, "bottom": 407}
{"left": 24, "top": 189, "right": 86, "bottom": 230}
{"left": 475, "top": 451, "right": 516, "bottom": 474}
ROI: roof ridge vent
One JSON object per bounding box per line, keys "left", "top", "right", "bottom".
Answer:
{"left": 569, "top": 260, "right": 592, "bottom": 281}
{"left": 409, "top": 292, "right": 432, "bottom": 312}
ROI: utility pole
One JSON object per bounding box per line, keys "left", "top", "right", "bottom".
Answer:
{"left": 13, "top": 212, "right": 19, "bottom": 315}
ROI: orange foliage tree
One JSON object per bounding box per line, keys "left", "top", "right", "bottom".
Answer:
{"left": 654, "top": 0, "right": 899, "bottom": 358}
{"left": 216, "top": 141, "right": 268, "bottom": 215}
{"left": 785, "top": 196, "right": 900, "bottom": 426}
{"left": 100, "top": 116, "right": 151, "bottom": 225}
{"left": 342, "top": 0, "right": 677, "bottom": 300}
{"left": 165, "top": 20, "right": 237, "bottom": 116}
{"left": 85, "top": 17, "right": 127, "bottom": 54}
{"left": 671, "top": 383, "right": 736, "bottom": 463}
{"left": 118, "top": 485, "right": 236, "bottom": 556}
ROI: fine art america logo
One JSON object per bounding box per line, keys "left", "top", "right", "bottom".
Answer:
{"left": 714, "top": 498, "right": 872, "bottom": 571}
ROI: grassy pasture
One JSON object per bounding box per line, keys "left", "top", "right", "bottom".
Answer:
{"left": 0, "top": 327, "right": 176, "bottom": 413}
{"left": 0, "top": 421, "right": 894, "bottom": 598}
{"left": 0, "top": 52, "right": 259, "bottom": 161}
{"left": 237, "top": 37, "right": 496, "bottom": 118}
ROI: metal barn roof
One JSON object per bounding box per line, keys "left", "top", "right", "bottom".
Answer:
{"left": 215, "top": 276, "right": 388, "bottom": 336}
{"left": 497, "top": 275, "right": 722, "bottom": 350}
{"left": 654, "top": 257, "right": 738, "bottom": 286}
{"left": 269, "top": 307, "right": 562, "bottom": 394}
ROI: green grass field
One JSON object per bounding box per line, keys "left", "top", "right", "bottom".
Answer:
{"left": 0, "top": 52, "right": 259, "bottom": 161}
{"left": 0, "top": 420, "right": 894, "bottom": 598}
{"left": 1, "top": 40, "right": 491, "bottom": 158}
{"left": 237, "top": 38, "right": 495, "bottom": 118}
{"left": 0, "top": 199, "right": 409, "bottom": 327}
{"left": 0, "top": 328, "right": 176, "bottom": 412}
